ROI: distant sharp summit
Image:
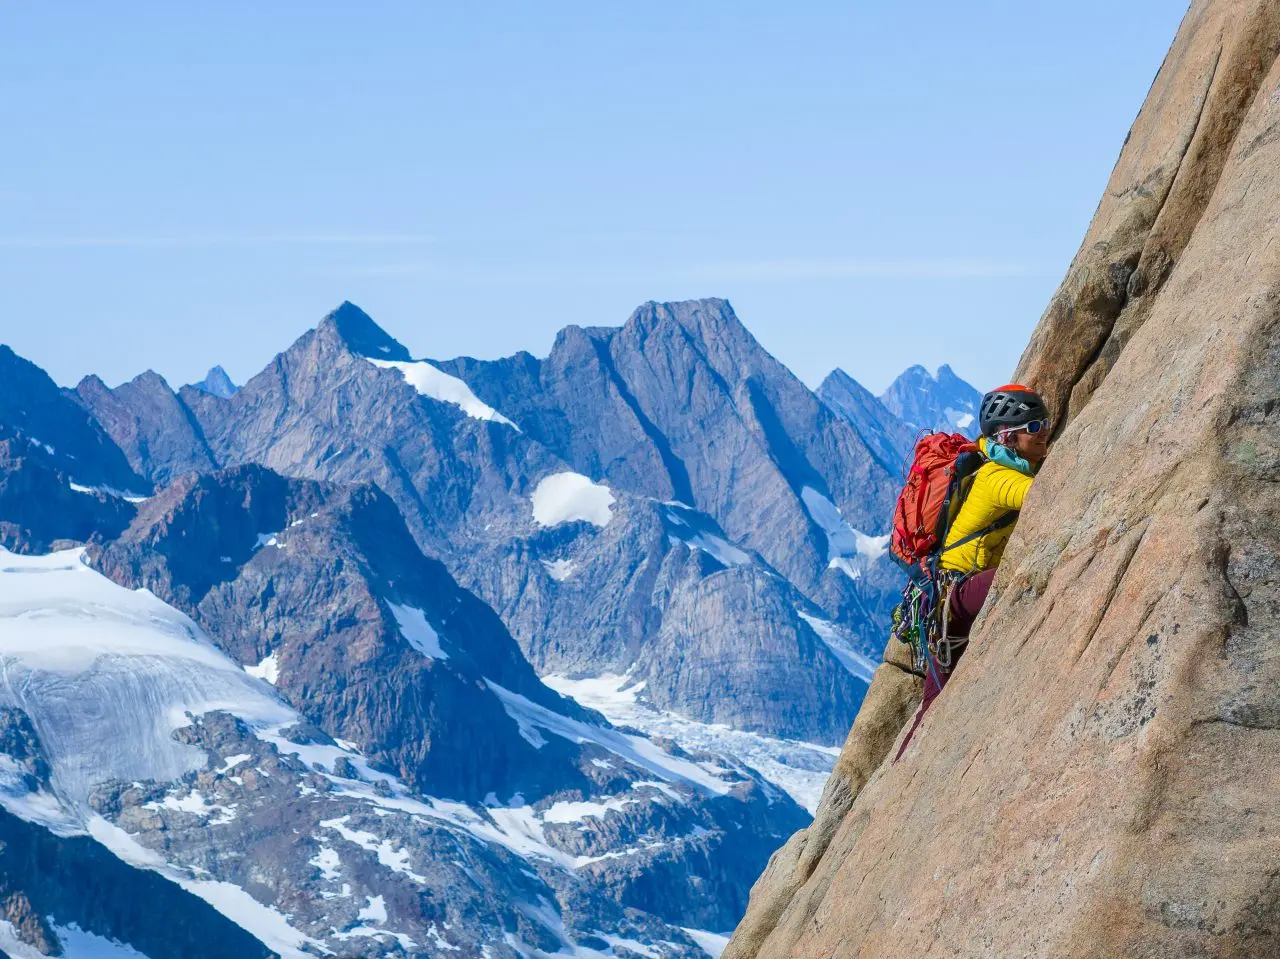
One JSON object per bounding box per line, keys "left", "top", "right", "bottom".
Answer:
{"left": 816, "top": 368, "right": 915, "bottom": 472}
{"left": 878, "top": 363, "right": 982, "bottom": 438}
{"left": 189, "top": 364, "right": 239, "bottom": 398}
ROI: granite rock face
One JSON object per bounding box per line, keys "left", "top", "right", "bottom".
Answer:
{"left": 727, "top": 3, "right": 1280, "bottom": 956}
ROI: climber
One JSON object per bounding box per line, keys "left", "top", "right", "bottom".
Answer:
{"left": 894, "top": 384, "right": 1049, "bottom": 760}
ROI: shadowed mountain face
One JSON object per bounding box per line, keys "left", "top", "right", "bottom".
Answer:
{"left": 76, "top": 370, "right": 218, "bottom": 486}
{"left": 0, "top": 346, "right": 145, "bottom": 494}
{"left": 817, "top": 368, "right": 914, "bottom": 473}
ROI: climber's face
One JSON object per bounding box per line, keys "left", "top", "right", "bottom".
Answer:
{"left": 1008, "top": 421, "right": 1050, "bottom": 466}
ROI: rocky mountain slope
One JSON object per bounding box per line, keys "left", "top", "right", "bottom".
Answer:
{"left": 726, "top": 2, "right": 1280, "bottom": 956}
{"left": 815, "top": 369, "right": 913, "bottom": 473}
{"left": 0, "top": 537, "right": 804, "bottom": 957}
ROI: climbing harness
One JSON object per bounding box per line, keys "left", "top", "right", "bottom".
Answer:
{"left": 890, "top": 568, "right": 969, "bottom": 676}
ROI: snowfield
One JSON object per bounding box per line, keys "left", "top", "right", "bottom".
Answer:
{"left": 0, "top": 920, "right": 149, "bottom": 959}
{"left": 369, "top": 357, "right": 520, "bottom": 429}
{"left": 531, "top": 472, "right": 616, "bottom": 528}
{"left": 799, "top": 486, "right": 888, "bottom": 563}
{"left": 543, "top": 675, "right": 840, "bottom": 814}
{"left": 0, "top": 546, "right": 762, "bottom": 957}
{"left": 386, "top": 600, "right": 450, "bottom": 661}
{"left": 0, "top": 549, "right": 293, "bottom": 802}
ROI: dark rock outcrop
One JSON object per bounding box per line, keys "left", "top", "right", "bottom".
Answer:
{"left": 0, "top": 345, "right": 144, "bottom": 493}
{"left": 0, "top": 429, "right": 135, "bottom": 552}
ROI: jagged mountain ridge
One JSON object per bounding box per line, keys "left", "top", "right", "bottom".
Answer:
{"left": 0, "top": 302, "right": 982, "bottom": 957}
{"left": 139, "top": 299, "right": 903, "bottom": 743}
{"left": 878, "top": 363, "right": 981, "bottom": 438}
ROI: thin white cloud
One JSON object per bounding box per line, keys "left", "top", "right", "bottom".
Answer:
{"left": 344, "top": 255, "right": 1056, "bottom": 285}
{"left": 682, "top": 257, "right": 1057, "bottom": 281}
{"left": 0, "top": 233, "right": 432, "bottom": 249}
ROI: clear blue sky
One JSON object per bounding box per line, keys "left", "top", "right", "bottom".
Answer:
{"left": 0, "top": 1, "right": 1188, "bottom": 394}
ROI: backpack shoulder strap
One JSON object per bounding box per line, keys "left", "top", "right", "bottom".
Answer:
{"left": 939, "top": 510, "right": 1018, "bottom": 556}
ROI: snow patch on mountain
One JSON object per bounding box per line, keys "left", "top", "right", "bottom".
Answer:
{"left": 0, "top": 920, "right": 150, "bottom": 959}
{"left": 369, "top": 358, "right": 519, "bottom": 429}
{"left": 244, "top": 653, "right": 279, "bottom": 684}
{"left": 662, "top": 504, "right": 751, "bottom": 566}
{"left": 386, "top": 601, "right": 450, "bottom": 661}
{"left": 531, "top": 472, "right": 616, "bottom": 528}
{"left": 796, "top": 612, "right": 877, "bottom": 683}
{"left": 485, "top": 681, "right": 733, "bottom": 796}
{"left": 682, "top": 928, "right": 731, "bottom": 959}
{"left": 543, "top": 675, "right": 839, "bottom": 814}
{"left": 68, "top": 482, "right": 149, "bottom": 504}
{"left": 541, "top": 558, "right": 577, "bottom": 581}
{"left": 541, "top": 797, "right": 637, "bottom": 824}
{"left": 799, "top": 487, "right": 887, "bottom": 564}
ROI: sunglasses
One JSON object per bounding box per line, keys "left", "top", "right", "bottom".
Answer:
{"left": 1006, "top": 419, "right": 1049, "bottom": 435}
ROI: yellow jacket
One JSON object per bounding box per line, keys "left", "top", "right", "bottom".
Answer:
{"left": 940, "top": 439, "right": 1034, "bottom": 573}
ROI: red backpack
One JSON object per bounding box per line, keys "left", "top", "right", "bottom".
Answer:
{"left": 889, "top": 432, "right": 985, "bottom": 575}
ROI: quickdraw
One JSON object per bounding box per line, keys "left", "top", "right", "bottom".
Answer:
{"left": 889, "top": 568, "right": 969, "bottom": 676}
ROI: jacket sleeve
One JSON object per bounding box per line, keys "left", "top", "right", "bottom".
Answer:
{"left": 987, "top": 467, "right": 1034, "bottom": 511}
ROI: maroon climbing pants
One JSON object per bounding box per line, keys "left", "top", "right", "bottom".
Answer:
{"left": 893, "top": 568, "right": 996, "bottom": 761}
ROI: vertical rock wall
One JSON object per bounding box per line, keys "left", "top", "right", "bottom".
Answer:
{"left": 727, "top": 2, "right": 1280, "bottom": 956}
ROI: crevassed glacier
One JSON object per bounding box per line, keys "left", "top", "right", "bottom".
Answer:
{"left": 0, "top": 548, "right": 293, "bottom": 808}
